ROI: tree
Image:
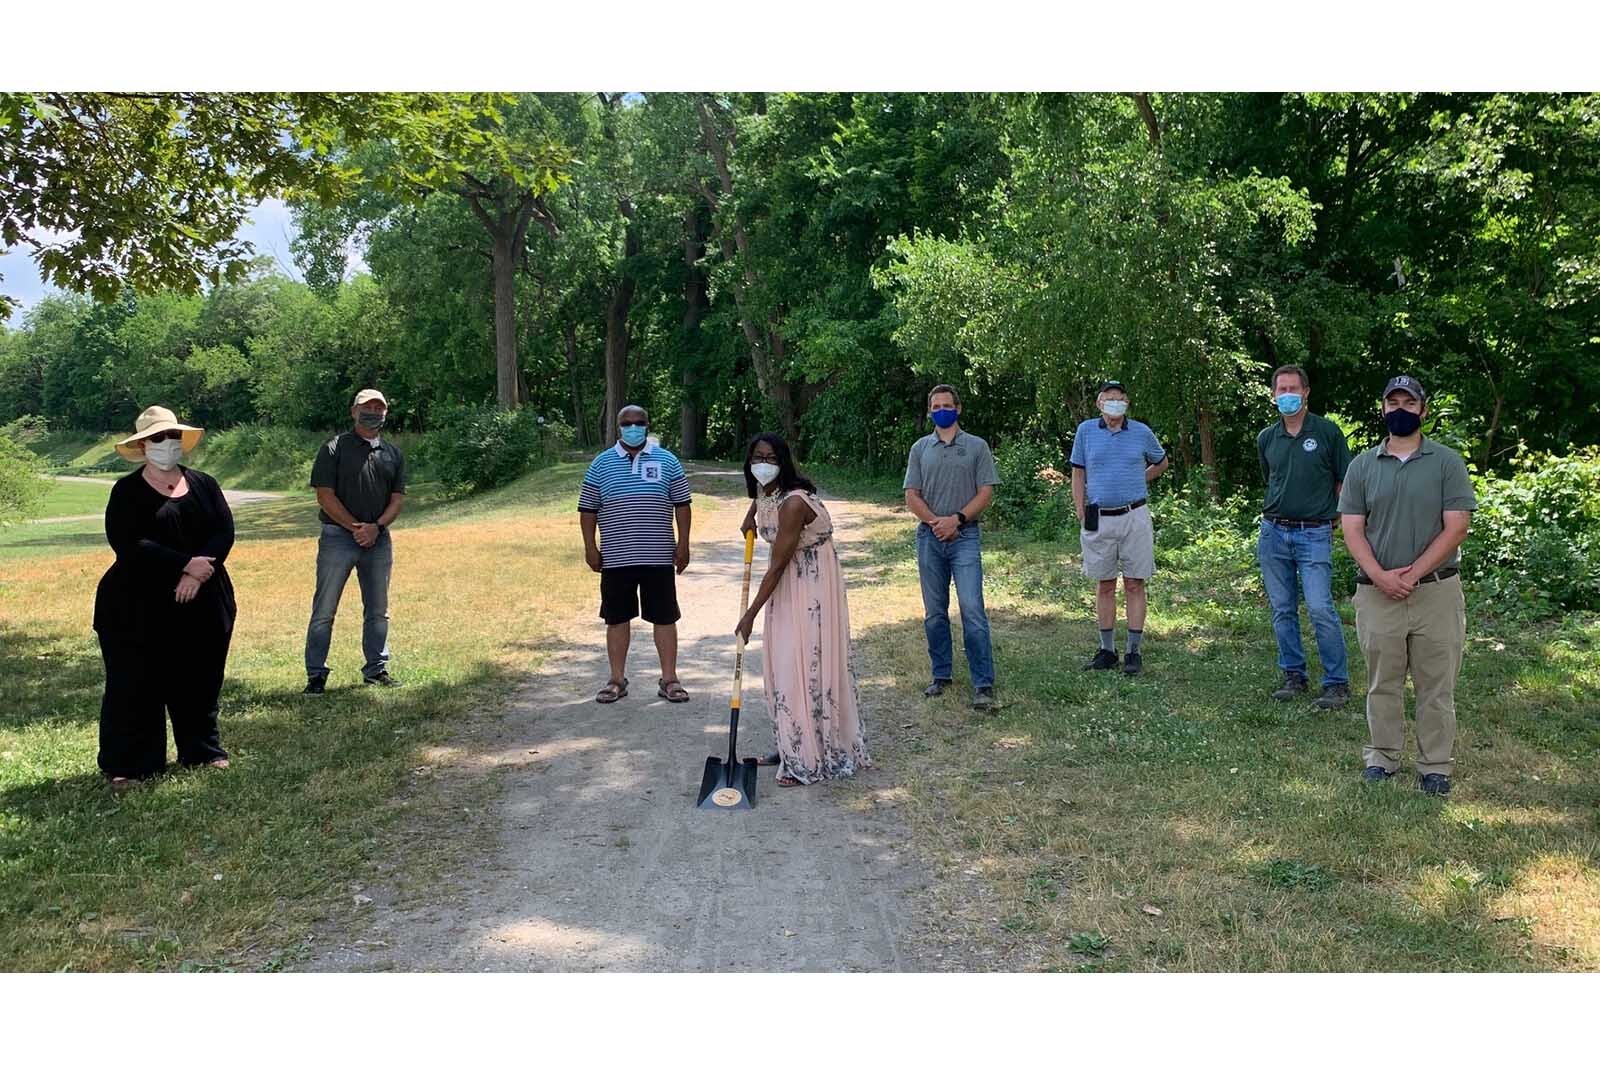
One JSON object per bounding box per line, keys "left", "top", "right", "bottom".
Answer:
{"left": 0, "top": 92, "right": 389, "bottom": 319}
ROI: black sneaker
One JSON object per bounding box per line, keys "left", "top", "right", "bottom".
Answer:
{"left": 1419, "top": 773, "right": 1452, "bottom": 797}
{"left": 1361, "top": 766, "right": 1395, "bottom": 783}
{"left": 1122, "top": 652, "right": 1143, "bottom": 676}
{"left": 302, "top": 676, "right": 327, "bottom": 695}
{"left": 1313, "top": 683, "right": 1350, "bottom": 710}
{"left": 364, "top": 672, "right": 403, "bottom": 688}
{"left": 924, "top": 678, "right": 952, "bottom": 697}
{"left": 971, "top": 687, "right": 997, "bottom": 713}
{"left": 1271, "top": 672, "right": 1309, "bottom": 701}
{"left": 1084, "top": 649, "right": 1119, "bottom": 671}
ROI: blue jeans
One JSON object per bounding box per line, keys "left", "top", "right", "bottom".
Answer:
{"left": 1257, "top": 519, "right": 1348, "bottom": 687}
{"left": 305, "top": 524, "right": 392, "bottom": 680}
{"left": 916, "top": 524, "right": 995, "bottom": 689}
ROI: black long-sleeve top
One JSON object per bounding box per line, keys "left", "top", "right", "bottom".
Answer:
{"left": 93, "top": 467, "right": 237, "bottom": 639}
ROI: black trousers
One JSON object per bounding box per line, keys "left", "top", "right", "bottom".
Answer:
{"left": 97, "top": 630, "right": 231, "bottom": 779}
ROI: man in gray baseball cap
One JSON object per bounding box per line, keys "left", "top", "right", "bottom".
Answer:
{"left": 302, "top": 388, "right": 408, "bottom": 693}
{"left": 1337, "top": 373, "right": 1476, "bottom": 796}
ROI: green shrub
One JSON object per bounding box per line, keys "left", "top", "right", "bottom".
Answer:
{"left": 1464, "top": 447, "right": 1600, "bottom": 619}
{"left": 192, "top": 425, "right": 321, "bottom": 491}
{"left": 414, "top": 404, "right": 571, "bottom": 495}
{"left": 0, "top": 434, "right": 49, "bottom": 526}
{"left": 989, "top": 436, "right": 1074, "bottom": 539}
{"left": 0, "top": 414, "right": 51, "bottom": 445}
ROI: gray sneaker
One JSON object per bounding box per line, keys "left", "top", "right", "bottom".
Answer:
{"left": 970, "top": 687, "right": 996, "bottom": 713}
{"left": 1271, "top": 672, "right": 1309, "bottom": 701}
{"left": 1313, "top": 683, "right": 1351, "bottom": 710}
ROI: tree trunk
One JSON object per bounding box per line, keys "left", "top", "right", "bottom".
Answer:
{"left": 1197, "top": 403, "right": 1220, "bottom": 501}
{"left": 565, "top": 321, "right": 587, "bottom": 447}
{"left": 1481, "top": 390, "right": 1504, "bottom": 470}
{"left": 679, "top": 206, "right": 709, "bottom": 459}
{"left": 694, "top": 94, "right": 804, "bottom": 441}
{"left": 491, "top": 230, "right": 518, "bottom": 410}
{"left": 602, "top": 283, "right": 632, "bottom": 447}
{"left": 1130, "top": 92, "right": 1162, "bottom": 149}
{"left": 601, "top": 208, "right": 641, "bottom": 448}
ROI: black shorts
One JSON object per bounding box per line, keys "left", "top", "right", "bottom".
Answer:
{"left": 599, "top": 565, "right": 681, "bottom": 626}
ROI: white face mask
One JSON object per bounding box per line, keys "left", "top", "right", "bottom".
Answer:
{"left": 750, "top": 462, "right": 781, "bottom": 486}
{"left": 144, "top": 439, "right": 184, "bottom": 471}
{"left": 1101, "top": 399, "right": 1129, "bottom": 417}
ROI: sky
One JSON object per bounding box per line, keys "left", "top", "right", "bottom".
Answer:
{"left": 0, "top": 197, "right": 313, "bottom": 318}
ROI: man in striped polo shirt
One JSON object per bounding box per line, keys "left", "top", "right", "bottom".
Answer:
{"left": 1070, "top": 380, "right": 1170, "bottom": 675}
{"left": 578, "top": 405, "right": 694, "bottom": 704}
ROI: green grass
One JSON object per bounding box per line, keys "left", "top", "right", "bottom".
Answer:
{"left": 0, "top": 461, "right": 596, "bottom": 971}
{"left": 6, "top": 463, "right": 1596, "bottom": 972}
{"left": 845, "top": 512, "right": 1600, "bottom": 971}
{"left": 32, "top": 478, "right": 113, "bottom": 519}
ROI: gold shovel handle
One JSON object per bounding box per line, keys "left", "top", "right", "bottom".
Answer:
{"left": 731, "top": 529, "right": 756, "bottom": 709}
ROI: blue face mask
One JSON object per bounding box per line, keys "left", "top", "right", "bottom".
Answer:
{"left": 1275, "top": 393, "right": 1303, "bottom": 415}
{"left": 620, "top": 424, "right": 647, "bottom": 447}
{"left": 930, "top": 408, "right": 959, "bottom": 429}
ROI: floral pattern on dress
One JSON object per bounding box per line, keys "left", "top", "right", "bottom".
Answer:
{"left": 755, "top": 489, "right": 872, "bottom": 784}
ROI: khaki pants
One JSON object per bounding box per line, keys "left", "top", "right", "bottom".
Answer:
{"left": 1353, "top": 576, "right": 1467, "bottom": 776}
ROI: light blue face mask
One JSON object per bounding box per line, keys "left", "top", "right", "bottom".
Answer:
{"left": 1275, "top": 393, "right": 1304, "bottom": 415}
{"left": 620, "top": 424, "right": 648, "bottom": 447}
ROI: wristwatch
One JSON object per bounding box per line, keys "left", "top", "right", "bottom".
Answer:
{"left": 956, "top": 511, "right": 969, "bottom": 527}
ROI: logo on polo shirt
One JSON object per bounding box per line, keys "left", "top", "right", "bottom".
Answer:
{"left": 1303, "top": 438, "right": 1319, "bottom": 452}
{"left": 640, "top": 461, "right": 662, "bottom": 482}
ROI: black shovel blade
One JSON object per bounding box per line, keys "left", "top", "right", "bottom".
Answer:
{"left": 696, "top": 755, "right": 756, "bottom": 810}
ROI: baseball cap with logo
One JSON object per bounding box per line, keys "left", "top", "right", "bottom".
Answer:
{"left": 1381, "top": 375, "right": 1426, "bottom": 401}
{"left": 353, "top": 388, "right": 388, "bottom": 407}
{"left": 1097, "top": 379, "right": 1127, "bottom": 395}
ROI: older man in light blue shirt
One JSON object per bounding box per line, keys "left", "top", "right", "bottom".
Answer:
{"left": 1069, "top": 380, "right": 1170, "bottom": 675}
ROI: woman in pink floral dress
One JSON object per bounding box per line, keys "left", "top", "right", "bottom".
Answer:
{"left": 734, "top": 433, "right": 872, "bottom": 787}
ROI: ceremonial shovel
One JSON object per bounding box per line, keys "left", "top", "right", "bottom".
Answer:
{"left": 696, "top": 529, "right": 760, "bottom": 810}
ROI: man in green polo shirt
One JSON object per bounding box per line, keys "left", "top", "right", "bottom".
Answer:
{"left": 1256, "top": 364, "right": 1353, "bottom": 709}
{"left": 1338, "top": 374, "right": 1476, "bottom": 797}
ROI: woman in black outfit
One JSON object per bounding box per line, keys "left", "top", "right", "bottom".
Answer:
{"left": 95, "top": 406, "right": 236, "bottom": 790}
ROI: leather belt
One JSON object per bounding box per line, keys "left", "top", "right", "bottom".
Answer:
{"left": 1356, "top": 566, "right": 1459, "bottom": 586}
{"left": 1265, "top": 516, "right": 1333, "bottom": 528}
{"left": 1098, "top": 499, "right": 1147, "bottom": 517}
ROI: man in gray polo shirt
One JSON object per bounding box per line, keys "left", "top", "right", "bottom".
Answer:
{"left": 1338, "top": 374, "right": 1476, "bottom": 797}
{"left": 903, "top": 384, "right": 1001, "bottom": 712}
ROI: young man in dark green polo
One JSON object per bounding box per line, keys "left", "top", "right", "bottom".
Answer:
{"left": 1338, "top": 374, "right": 1476, "bottom": 797}
{"left": 1257, "top": 364, "right": 1353, "bottom": 708}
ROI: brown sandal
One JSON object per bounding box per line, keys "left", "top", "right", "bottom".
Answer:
{"left": 776, "top": 775, "right": 804, "bottom": 788}
{"left": 658, "top": 678, "right": 690, "bottom": 703}
{"left": 596, "top": 678, "right": 629, "bottom": 703}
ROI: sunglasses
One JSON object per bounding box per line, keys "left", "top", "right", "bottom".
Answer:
{"left": 146, "top": 430, "right": 184, "bottom": 443}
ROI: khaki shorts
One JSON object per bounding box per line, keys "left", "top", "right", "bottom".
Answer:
{"left": 1080, "top": 506, "right": 1156, "bottom": 581}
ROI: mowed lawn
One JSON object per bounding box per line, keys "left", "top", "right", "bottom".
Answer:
{"left": 840, "top": 503, "right": 1600, "bottom": 971}
{"left": 0, "top": 464, "right": 597, "bottom": 971}
{"left": 32, "top": 478, "right": 113, "bottom": 520}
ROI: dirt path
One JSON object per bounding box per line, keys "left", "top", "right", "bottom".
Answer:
{"left": 302, "top": 487, "right": 936, "bottom": 972}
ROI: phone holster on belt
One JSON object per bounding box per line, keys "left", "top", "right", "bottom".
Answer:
{"left": 1083, "top": 503, "right": 1100, "bottom": 532}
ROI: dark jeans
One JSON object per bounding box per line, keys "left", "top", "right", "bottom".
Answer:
{"left": 1257, "top": 519, "right": 1349, "bottom": 687}
{"left": 916, "top": 523, "right": 996, "bottom": 689}
{"left": 98, "top": 630, "right": 231, "bottom": 779}
{"left": 304, "top": 523, "right": 392, "bottom": 681}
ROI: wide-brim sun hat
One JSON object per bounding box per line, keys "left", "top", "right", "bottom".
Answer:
{"left": 115, "top": 405, "right": 205, "bottom": 462}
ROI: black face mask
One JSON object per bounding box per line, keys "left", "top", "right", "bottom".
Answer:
{"left": 1383, "top": 409, "right": 1422, "bottom": 437}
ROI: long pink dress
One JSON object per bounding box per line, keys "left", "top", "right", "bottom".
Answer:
{"left": 756, "top": 489, "right": 872, "bottom": 784}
